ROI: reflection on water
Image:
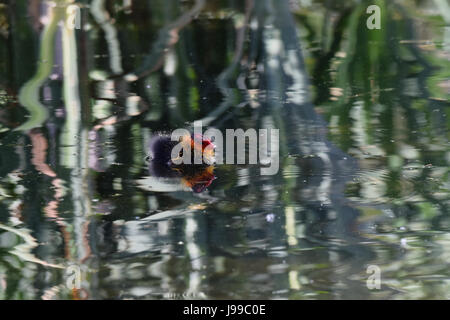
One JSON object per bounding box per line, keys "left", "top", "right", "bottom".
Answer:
{"left": 0, "top": 0, "right": 449, "bottom": 299}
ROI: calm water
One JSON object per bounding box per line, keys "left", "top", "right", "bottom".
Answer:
{"left": 0, "top": 0, "right": 449, "bottom": 299}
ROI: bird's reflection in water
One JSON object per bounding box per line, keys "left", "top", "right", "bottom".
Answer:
{"left": 140, "top": 133, "right": 216, "bottom": 193}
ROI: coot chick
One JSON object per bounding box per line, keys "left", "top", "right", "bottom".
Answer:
{"left": 147, "top": 132, "right": 216, "bottom": 193}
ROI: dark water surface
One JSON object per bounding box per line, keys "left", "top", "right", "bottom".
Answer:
{"left": 0, "top": 0, "right": 449, "bottom": 299}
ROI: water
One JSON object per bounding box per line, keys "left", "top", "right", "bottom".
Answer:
{"left": 0, "top": 0, "right": 449, "bottom": 299}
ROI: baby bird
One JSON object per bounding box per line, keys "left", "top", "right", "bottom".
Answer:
{"left": 147, "top": 132, "right": 216, "bottom": 193}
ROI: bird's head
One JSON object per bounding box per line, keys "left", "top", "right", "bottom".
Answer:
{"left": 174, "top": 133, "right": 215, "bottom": 165}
